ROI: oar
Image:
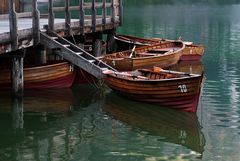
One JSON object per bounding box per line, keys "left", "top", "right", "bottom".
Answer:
{"left": 141, "top": 67, "right": 192, "bottom": 76}
{"left": 103, "top": 69, "right": 147, "bottom": 79}
{"left": 129, "top": 45, "right": 136, "bottom": 58}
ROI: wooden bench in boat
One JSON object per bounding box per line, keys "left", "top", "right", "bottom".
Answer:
{"left": 149, "top": 47, "right": 181, "bottom": 53}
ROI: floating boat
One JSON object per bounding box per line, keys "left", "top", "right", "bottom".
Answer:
{"left": 101, "top": 41, "right": 185, "bottom": 71}
{"left": 0, "top": 61, "right": 76, "bottom": 89}
{"left": 103, "top": 67, "right": 203, "bottom": 113}
{"left": 103, "top": 92, "right": 205, "bottom": 154}
{"left": 114, "top": 34, "right": 205, "bottom": 61}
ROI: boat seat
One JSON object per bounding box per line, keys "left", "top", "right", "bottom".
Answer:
{"left": 137, "top": 53, "right": 156, "bottom": 56}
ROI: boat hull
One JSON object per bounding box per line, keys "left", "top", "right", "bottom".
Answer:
{"left": 104, "top": 73, "right": 203, "bottom": 113}
{"left": 102, "top": 41, "right": 185, "bottom": 71}
{"left": 0, "top": 61, "right": 76, "bottom": 89}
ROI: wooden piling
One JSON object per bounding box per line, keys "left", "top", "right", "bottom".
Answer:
{"left": 93, "top": 33, "right": 103, "bottom": 57}
{"left": 12, "top": 50, "right": 24, "bottom": 95}
{"left": 8, "top": 0, "right": 18, "bottom": 51}
{"left": 106, "top": 29, "right": 117, "bottom": 53}
{"left": 32, "top": 0, "right": 40, "bottom": 45}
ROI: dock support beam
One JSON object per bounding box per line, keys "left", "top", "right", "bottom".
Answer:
{"left": 106, "top": 29, "right": 117, "bottom": 54}
{"left": 12, "top": 50, "right": 24, "bottom": 95}
{"left": 93, "top": 33, "right": 103, "bottom": 57}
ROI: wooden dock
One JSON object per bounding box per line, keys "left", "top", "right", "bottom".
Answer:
{"left": 0, "top": 0, "right": 122, "bottom": 93}
{"left": 0, "top": 0, "right": 123, "bottom": 54}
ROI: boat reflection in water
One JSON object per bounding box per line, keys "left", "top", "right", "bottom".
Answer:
{"left": 0, "top": 88, "right": 74, "bottom": 116}
{"left": 168, "top": 60, "right": 204, "bottom": 75}
{"left": 103, "top": 92, "right": 205, "bottom": 156}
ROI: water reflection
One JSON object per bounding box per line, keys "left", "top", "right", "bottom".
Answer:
{"left": 0, "top": 85, "right": 104, "bottom": 161}
{"left": 168, "top": 60, "right": 204, "bottom": 75}
{"left": 103, "top": 92, "right": 205, "bottom": 156}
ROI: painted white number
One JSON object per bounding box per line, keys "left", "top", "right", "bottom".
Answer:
{"left": 69, "top": 64, "right": 74, "bottom": 72}
{"left": 178, "top": 84, "right": 188, "bottom": 93}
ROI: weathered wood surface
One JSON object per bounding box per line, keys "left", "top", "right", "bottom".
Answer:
{"left": 0, "top": 0, "right": 122, "bottom": 54}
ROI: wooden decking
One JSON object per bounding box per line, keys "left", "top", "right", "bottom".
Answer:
{"left": 0, "top": 16, "right": 119, "bottom": 44}
{"left": 0, "top": 0, "right": 123, "bottom": 54}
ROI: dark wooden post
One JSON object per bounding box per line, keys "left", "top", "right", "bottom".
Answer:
{"left": 106, "top": 29, "right": 117, "bottom": 53}
{"left": 8, "top": 0, "right": 18, "bottom": 51}
{"left": 49, "top": 0, "right": 54, "bottom": 31}
{"left": 34, "top": 45, "right": 47, "bottom": 64}
{"left": 12, "top": 50, "right": 24, "bottom": 94}
{"left": 32, "top": 0, "right": 40, "bottom": 45}
{"left": 102, "top": 0, "right": 106, "bottom": 30}
{"left": 119, "top": 0, "right": 123, "bottom": 26}
{"left": 92, "top": 0, "right": 96, "bottom": 32}
{"left": 65, "top": 0, "right": 71, "bottom": 36}
{"left": 93, "top": 33, "right": 103, "bottom": 57}
{"left": 79, "top": 0, "right": 84, "bottom": 35}
{"left": 111, "top": 0, "right": 115, "bottom": 24}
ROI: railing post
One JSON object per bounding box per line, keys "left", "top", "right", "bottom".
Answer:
{"left": 65, "top": 0, "right": 71, "bottom": 36}
{"left": 48, "top": 0, "right": 54, "bottom": 31}
{"left": 111, "top": 0, "right": 116, "bottom": 25}
{"left": 79, "top": 0, "right": 84, "bottom": 35}
{"left": 8, "top": 0, "right": 18, "bottom": 51}
{"left": 102, "top": 0, "right": 106, "bottom": 30}
{"left": 119, "top": 0, "right": 123, "bottom": 26}
{"left": 32, "top": 0, "right": 40, "bottom": 45}
{"left": 92, "top": 0, "right": 96, "bottom": 32}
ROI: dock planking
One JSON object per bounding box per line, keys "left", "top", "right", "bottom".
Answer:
{"left": 0, "top": 0, "right": 123, "bottom": 54}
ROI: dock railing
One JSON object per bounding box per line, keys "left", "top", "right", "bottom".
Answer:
{"left": 0, "top": 0, "right": 123, "bottom": 53}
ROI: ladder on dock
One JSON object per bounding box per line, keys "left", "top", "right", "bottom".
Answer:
{"left": 40, "top": 30, "right": 117, "bottom": 79}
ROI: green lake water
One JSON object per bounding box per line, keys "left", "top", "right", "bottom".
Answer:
{"left": 1, "top": 1, "right": 240, "bottom": 161}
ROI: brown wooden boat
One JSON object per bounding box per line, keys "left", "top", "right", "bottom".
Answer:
{"left": 103, "top": 67, "right": 203, "bottom": 113}
{"left": 0, "top": 60, "right": 76, "bottom": 89}
{"left": 101, "top": 41, "right": 185, "bottom": 71}
{"left": 103, "top": 92, "right": 205, "bottom": 154}
{"left": 114, "top": 34, "right": 205, "bottom": 61}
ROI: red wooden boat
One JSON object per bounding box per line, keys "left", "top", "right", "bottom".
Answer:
{"left": 103, "top": 67, "right": 203, "bottom": 113}
{"left": 0, "top": 61, "right": 76, "bottom": 89}
{"left": 101, "top": 40, "right": 185, "bottom": 71}
{"left": 114, "top": 34, "right": 205, "bottom": 61}
{"left": 103, "top": 92, "right": 205, "bottom": 154}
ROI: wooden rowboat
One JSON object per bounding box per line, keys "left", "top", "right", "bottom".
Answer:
{"left": 101, "top": 40, "right": 185, "bottom": 71}
{"left": 0, "top": 61, "right": 76, "bottom": 89}
{"left": 114, "top": 34, "right": 205, "bottom": 61}
{"left": 103, "top": 68, "right": 203, "bottom": 113}
{"left": 103, "top": 92, "right": 205, "bottom": 154}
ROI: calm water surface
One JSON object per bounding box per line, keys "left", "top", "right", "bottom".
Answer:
{"left": 1, "top": 2, "right": 240, "bottom": 161}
